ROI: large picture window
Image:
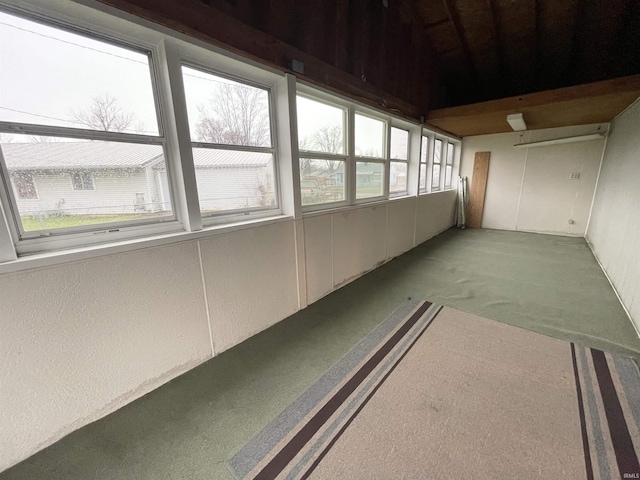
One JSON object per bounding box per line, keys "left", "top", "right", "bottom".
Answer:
{"left": 0, "top": 10, "right": 173, "bottom": 236}
{"left": 182, "top": 66, "right": 277, "bottom": 214}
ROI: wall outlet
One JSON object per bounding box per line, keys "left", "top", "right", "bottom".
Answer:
{"left": 570, "top": 172, "right": 581, "bottom": 180}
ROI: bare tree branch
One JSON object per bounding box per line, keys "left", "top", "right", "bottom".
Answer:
{"left": 72, "top": 94, "right": 135, "bottom": 133}
{"left": 195, "top": 83, "right": 270, "bottom": 146}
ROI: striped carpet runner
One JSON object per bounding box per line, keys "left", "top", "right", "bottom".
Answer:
{"left": 229, "top": 299, "right": 640, "bottom": 480}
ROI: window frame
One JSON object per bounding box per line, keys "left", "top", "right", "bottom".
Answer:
{"left": 431, "top": 138, "right": 443, "bottom": 191}
{"left": 0, "top": 4, "right": 182, "bottom": 253}
{"left": 388, "top": 125, "right": 410, "bottom": 197}
{"left": 295, "top": 92, "right": 349, "bottom": 211}
{"left": 179, "top": 61, "right": 281, "bottom": 221}
{"left": 0, "top": 0, "right": 287, "bottom": 256}
{"left": 444, "top": 141, "right": 455, "bottom": 189}
{"left": 419, "top": 128, "right": 459, "bottom": 195}
{"left": 353, "top": 109, "right": 387, "bottom": 204}
{"left": 418, "top": 134, "right": 430, "bottom": 194}
{"left": 297, "top": 83, "right": 420, "bottom": 213}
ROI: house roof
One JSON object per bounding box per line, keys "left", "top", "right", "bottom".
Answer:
{"left": 189, "top": 148, "right": 271, "bottom": 168}
{"left": 0, "top": 142, "right": 272, "bottom": 170}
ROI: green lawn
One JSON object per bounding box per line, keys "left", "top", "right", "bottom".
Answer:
{"left": 20, "top": 214, "right": 160, "bottom": 232}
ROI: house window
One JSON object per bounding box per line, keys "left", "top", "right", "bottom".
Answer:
{"left": 444, "top": 142, "right": 455, "bottom": 189}
{"left": 0, "top": 10, "right": 173, "bottom": 236}
{"left": 12, "top": 172, "right": 37, "bottom": 199}
{"left": 297, "top": 95, "right": 347, "bottom": 207}
{"left": 71, "top": 172, "right": 94, "bottom": 191}
{"left": 432, "top": 139, "right": 443, "bottom": 190}
{"left": 182, "top": 66, "right": 278, "bottom": 214}
{"left": 390, "top": 127, "right": 409, "bottom": 195}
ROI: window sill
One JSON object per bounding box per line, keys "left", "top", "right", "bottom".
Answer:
{"left": 0, "top": 214, "right": 293, "bottom": 275}
{"left": 418, "top": 189, "right": 456, "bottom": 196}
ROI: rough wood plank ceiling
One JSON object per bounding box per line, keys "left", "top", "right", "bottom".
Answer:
{"left": 416, "top": 0, "right": 640, "bottom": 108}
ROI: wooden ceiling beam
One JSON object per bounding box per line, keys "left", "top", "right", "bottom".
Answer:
{"left": 426, "top": 75, "right": 640, "bottom": 137}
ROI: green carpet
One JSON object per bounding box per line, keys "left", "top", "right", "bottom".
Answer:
{"left": 2, "top": 228, "right": 638, "bottom": 479}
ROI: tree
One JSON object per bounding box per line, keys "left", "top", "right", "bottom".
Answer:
{"left": 196, "top": 83, "right": 270, "bottom": 146}
{"left": 72, "top": 93, "right": 135, "bottom": 132}
{"left": 300, "top": 125, "right": 344, "bottom": 176}
{"left": 309, "top": 125, "right": 343, "bottom": 155}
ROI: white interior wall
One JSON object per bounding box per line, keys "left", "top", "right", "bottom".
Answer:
{"left": 0, "top": 192, "right": 457, "bottom": 471}
{"left": 303, "top": 192, "right": 456, "bottom": 303}
{"left": 587, "top": 99, "right": 640, "bottom": 331}
{"left": 0, "top": 241, "right": 213, "bottom": 472}
{"left": 459, "top": 124, "right": 606, "bottom": 236}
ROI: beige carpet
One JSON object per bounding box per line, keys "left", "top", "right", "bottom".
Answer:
{"left": 229, "top": 300, "right": 640, "bottom": 480}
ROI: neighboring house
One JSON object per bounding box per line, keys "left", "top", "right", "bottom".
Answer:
{"left": 330, "top": 162, "right": 382, "bottom": 187}
{"left": 0, "top": 142, "right": 274, "bottom": 218}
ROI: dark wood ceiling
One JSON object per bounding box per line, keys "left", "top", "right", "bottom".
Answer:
{"left": 418, "top": 0, "right": 640, "bottom": 107}
{"left": 102, "top": 0, "right": 640, "bottom": 122}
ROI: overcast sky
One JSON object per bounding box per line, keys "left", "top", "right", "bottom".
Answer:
{"left": 0, "top": 9, "right": 408, "bottom": 158}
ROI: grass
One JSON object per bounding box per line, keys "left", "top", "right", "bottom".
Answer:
{"left": 21, "top": 214, "right": 161, "bottom": 232}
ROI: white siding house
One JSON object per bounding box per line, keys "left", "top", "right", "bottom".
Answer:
{"left": 1, "top": 142, "right": 276, "bottom": 220}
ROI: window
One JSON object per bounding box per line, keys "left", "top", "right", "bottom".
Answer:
{"left": 432, "top": 139, "right": 443, "bottom": 190}
{"left": 354, "top": 113, "right": 385, "bottom": 201}
{"left": 299, "top": 159, "right": 345, "bottom": 205}
{"left": 297, "top": 96, "right": 344, "bottom": 155}
{"left": 355, "top": 114, "right": 384, "bottom": 158}
{"left": 0, "top": 10, "right": 174, "bottom": 236}
{"left": 444, "top": 142, "right": 454, "bottom": 189}
{"left": 419, "top": 136, "right": 429, "bottom": 192}
{"left": 297, "top": 95, "right": 347, "bottom": 207}
{"left": 71, "top": 172, "right": 94, "bottom": 191}
{"left": 182, "top": 66, "right": 277, "bottom": 215}
{"left": 390, "top": 127, "right": 409, "bottom": 195}
{"left": 11, "top": 172, "right": 37, "bottom": 199}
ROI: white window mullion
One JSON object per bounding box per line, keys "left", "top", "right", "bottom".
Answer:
{"left": 0, "top": 197, "right": 17, "bottom": 263}
{"left": 157, "top": 39, "right": 202, "bottom": 231}
{"left": 407, "top": 124, "right": 421, "bottom": 196}
{"left": 383, "top": 122, "right": 391, "bottom": 199}
{"left": 276, "top": 74, "right": 301, "bottom": 218}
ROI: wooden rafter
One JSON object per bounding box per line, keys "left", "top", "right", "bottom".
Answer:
{"left": 440, "top": 0, "right": 478, "bottom": 83}
{"left": 486, "top": 0, "right": 507, "bottom": 94}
